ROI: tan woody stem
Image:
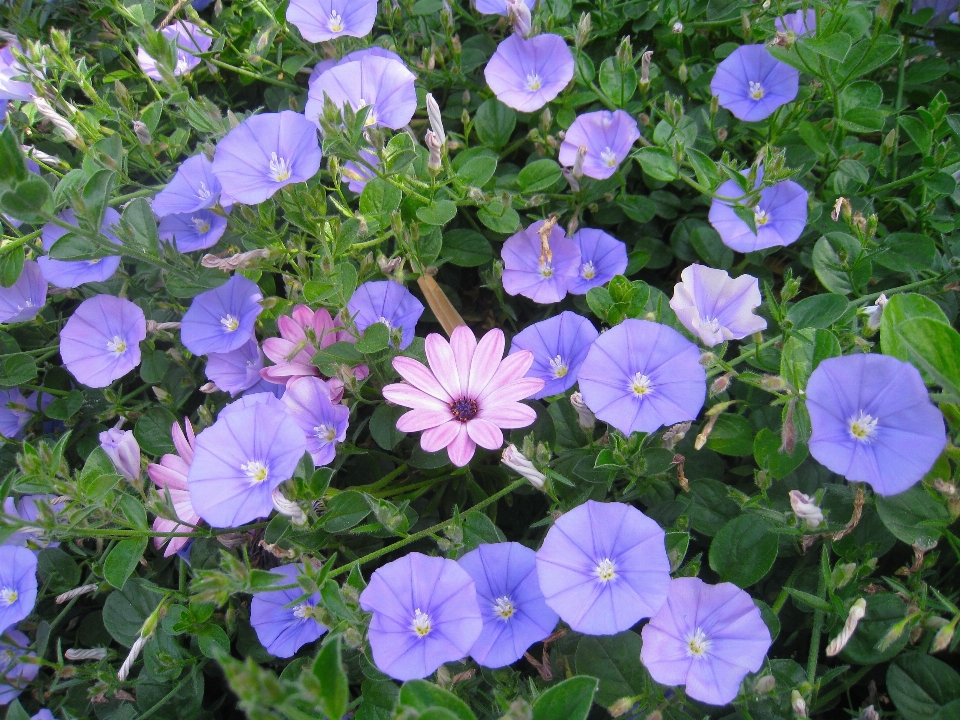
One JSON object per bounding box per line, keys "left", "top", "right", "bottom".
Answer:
{"left": 417, "top": 274, "right": 467, "bottom": 338}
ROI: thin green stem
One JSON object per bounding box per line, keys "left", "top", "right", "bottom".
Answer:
{"left": 330, "top": 478, "right": 527, "bottom": 578}
{"left": 853, "top": 275, "right": 945, "bottom": 305}
{"left": 807, "top": 545, "right": 829, "bottom": 685}
{"left": 137, "top": 662, "right": 206, "bottom": 720}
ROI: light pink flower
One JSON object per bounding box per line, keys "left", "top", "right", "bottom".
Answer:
{"left": 261, "top": 305, "right": 338, "bottom": 385}
{"left": 382, "top": 326, "right": 545, "bottom": 467}
{"left": 147, "top": 418, "right": 201, "bottom": 557}
{"left": 260, "top": 305, "right": 369, "bottom": 395}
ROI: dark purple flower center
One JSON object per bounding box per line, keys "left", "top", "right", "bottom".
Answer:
{"left": 450, "top": 397, "right": 478, "bottom": 422}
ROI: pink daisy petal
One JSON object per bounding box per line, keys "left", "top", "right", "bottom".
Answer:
{"left": 425, "top": 332, "right": 463, "bottom": 400}
{"left": 478, "top": 402, "right": 538, "bottom": 428}
{"left": 421, "top": 421, "right": 462, "bottom": 453}
{"left": 466, "top": 418, "right": 504, "bottom": 450}
{"left": 393, "top": 356, "right": 453, "bottom": 402}
{"left": 450, "top": 325, "right": 478, "bottom": 395}
{"left": 447, "top": 425, "right": 477, "bottom": 466}
{"left": 397, "top": 408, "right": 451, "bottom": 433}
{"left": 483, "top": 377, "right": 546, "bottom": 406}
{"left": 478, "top": 351, "right": 535, "bottom": 400}
{"left": 383, "top": 383, "right": 451, "bottom": 412}
{"left": 468, "top": 328, "right": 505, "bottom": 398}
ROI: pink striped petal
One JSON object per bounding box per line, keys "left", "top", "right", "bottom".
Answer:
{"left": 421, "top": 421, "right": 461, "bottom": 453}
{"left": 478, "top": 401, "right": 538, "bottom": 428}
{"left": 147, "top": 462, "right": 188, "bottom": 490}
{"left": 278, "top": 314, "right": 308, "bottom": 344}
{"left": 482, "top": 377, "right": 546, "bottom": 406}
{"left": 447, "top": 425, "right": 477, "bottom": 466}
{"left": 383, "top": 382, "right": 450, "bottom": 411}
{"left": 468, "top": 328, "right": 505, "bottom": 397}
{"left": 392, "top": 356, "right": 452, "bottom": 402}
{"left": 397, "top": 408, "right": 450, "bottom": 432}
{"left": 466, "top": 418, "right": 504, "bottom": 450}
{"left": 259, "top": 363, "right": 318, "bottom": 383}
{"left": 477, "top": 351, "right": 535, "bottom": 401}
{"left": 450, "top": 326, "right": 478, "bottom": 396}
{"left": 425, "top": 332, "right": 463, "bottom": 400}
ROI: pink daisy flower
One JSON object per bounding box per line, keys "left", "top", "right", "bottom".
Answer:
{"left": 261, "top": 305, "right": 339, "bottom": 385}
{"left": 147, "top": 418, "right": 201, "bottom": 557}
{"left": 382, "top": 326, "right": 545, "bottom": 467}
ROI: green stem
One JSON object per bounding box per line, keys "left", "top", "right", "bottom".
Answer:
{"left": 812, "top": 665, "right": 873, "bottom": 710}
{"left": 137, "top": 662, "right": 206, "bottom": 720}
{"left": 807, "top": 545, "right": 829, "bottom": 685}
{"left": 853, "top": 275, "right": 945, "bottom": 305}
{"left": 0, "top": 230, "right": 43, "bottom": 256}
{"left": 869, "top": 169, "right": 931, "bottom": 195}
{"left": 205, "top": 58, "right": 300, "bottom": 89}
{"left": 330, "top": 478, "right": 526, "bottom": 578}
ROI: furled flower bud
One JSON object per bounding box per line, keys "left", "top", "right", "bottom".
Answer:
{"left": 133, "top": 120, "right": 152, "bottom": 145}
{"left": 931, "top": 618, "right": 957, "bottom": 653}
{"left": 859, "top": 707, "right": 879, "bottom": 720}
{"left": 826, "top": 598, "right": 867, "bottom": 656}
{"left": 862, "top": 293, "right": 888, "bottom": 331}
{"left": 33, "top": 96, "right": 80, "bottom": 143}
{"left": 502, "top": 444, "right": 546, "bottom": 489}
{"left": 753, "top": 675, "right": 776, "bottom": 694}
{"left": 201, "top": 248, "right": 271, "bottom": 272}
{"left": 99, "top": 427, "right": 141, "bottom": 482}
{"left": 607, "top": 698, "right": 636, "bottom": 718}
{"left": 271, "top": 487, "right": 307, "bottom": 526}
{"left": 789, "top": 490, "right": 824, "bottom": 529}
{"left": 761, "top": 375, "right": 787, "bottom": 392}
{"left": 570, "top": 392, "right": 596, "bottom": 431}
{"left": 709, "top": 372, "right": 734, "bottom": 396}
{"left": 426, "top": 129, "right": 443, "bottom": 174}
{"left": 672, "top": 21, "right": 684, "bottom": 33}
{"left": 639, "top": 50, "right": 653, "bottom": 91}
{"left": 425, "top": 93, "right": 446, "bottom": 146}
{"left": 616, "top": 37, "right": 633, "bottom": 71}
{"left": 791, "top": 691, "right": 807, "bottom": 718}
{"left": 575, "top": 13, "right": 592, "bottom": 47}
{"left": 506, "top": 0, "right": 532, "bottom": 37}
{"left": 572, "top": 145, "right": 587, "bottom": 181}
{"left": 781, "top": 399, "right": 797, "bottom": 455}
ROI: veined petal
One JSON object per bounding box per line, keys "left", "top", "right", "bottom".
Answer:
{"left": 468, "top": 328, "right": 505, "bottom": 398}
{"left": 421, "top": 421, "right": 461, "bottom": 453}
{"left": 392, "top": 356, "right": 452, "bottom": 402}
{"left": 466, "top": 418, "right": 504, "bottom": 450}
{"left": 482, "top": 377, "right": 545, "bottom": 406}
{"left": 450, "top": 326, "right": 478, "bottom": 395}
{"left": 383, "top": 383, "right": 450, "bottom": 412}
{"left": 397, "top": 408, "right": 451, "bottom": 433}
{"left": 446, "top": 425, "right": 477, "bottom": 466}
{"left": 478, "top": 351, "right": 535, "bottom": 401}
{"left": 477, "top": 402, "right": 538, "bottom": 429}
{"left": 425, "top": 332, "right": 463, "bottom": 400}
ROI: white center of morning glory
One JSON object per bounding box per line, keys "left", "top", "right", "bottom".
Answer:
{"left": 549, "top": 355, "right": 568, "bottom": 379}
{"left": 754, "top": 207, "right": 770, "bottom": 227}
{"left": 493, "top": 596, "right": 516, "bottom": 620}
{"left": 196, "top": 181, "right": 212, "bottom": 200}
{"left": 241, "top": 460, "right": 269, "bottom": 484}
{"left": 412, "top": 608, "right": 432, "bottom": 637}
{"left": 192, "top": 216, "right": 211, "bottom": 234}
{"left": 221, "top": 314, "right": 240, "bottom": 332}
{"left": 848, "top": 410, "right": 878, "bottom": 442}
{"left": 629, "top": 372, "right": 653, "bottom": 397}
{"left": 293, "top": 603, "right": 311, "bottom": 620}
{"left": 175, "top": 55, "right": 190, "bottom": 74}
{"left": 687, "top": 628, "right": 709, "bottom": 658}
{"left": 357, "top": 98, "right": 378, "bottom": 127}
{"left": 595, "top": 558, "right": 616, "bottom": 582}
{"left": 538, "top": 261, "right": 554, "bottom": 279}
{"left": 525, "top": 72, "right": 543, "bottom": 92}
{"left": 16, "top": 300, "right": 34, "bottom": 313}
{"left": 749, "top": 81, "right": 765, "bottom": 100}
{"left": 697, "top": 317, "right": 721, "bottom": 336}
{"left": 88, "top": 258, "right": 102, "bottom": 265}
{"left": 0, "top": 587, "right": 18, "bottom": 605}
{"left": 601, "top": 147, "right": 618, "bottom": 167}
{"left": 314, "top": 424, "right": 338, "bottom": 443}
{"left": 378, "top": 316, "right": 393, "bottom": 330}
{"left": 328, "top": 11, "right": 344, "bottom": 32}
{"left": 106, "top": 336, "right": 128, "bottom": 355}
{"left": 268, "top": 152, "right": 292, "bottom": 182}
{"left": 580, "top": 261, "right": 596, "bottom": 280}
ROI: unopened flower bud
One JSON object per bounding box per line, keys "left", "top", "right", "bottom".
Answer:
{"left": 761, "top": 375, "right": 787, "bottom": 392}
{"left": 662, "top": 421, "right": 691, "bottom": 450}
{"left": 616, "top": 37, "right": 633, "bottom": 71}
{"left": 789, "top": 490, "right": 824, "bottom": 529}
{"left": 570, "top": 392, "right": 595, "bottom": 431}
{"left": 199, "top": 382, "right": 219, "bottom": 394}
{"left": 694, "top": 414, "right": 720, "bottom": 450}
{"left": 502, "top": 444, "right": 546, "bottom": 489}
{"left": 862, "top": 293, "right": 888, "bottom": 331}
{"left": 881, "top": 129, "right": 897, "bottom": 158}
{"left": 672, "top": 21, "right": 684, "bottom": 33}
{"left": 859, "top": 706, "right": 879, "bottom": 720}
{"left": 753, "top": 675, "right": 776, "bottom": 694}
{"left": 133, "top": 120, "right": 152, "bottom": 145}
{"left": 832, "top": 562, "right": 856, "bottom": 588}
{"left": 572, "top": 145, "right": 587, "bottom": 181}
{"left": 709, "top": 372, "right": 733, "bottom": 396}
{"left": 506, "top": 0, "right": 532, "bottom": 37}
{"left": 99, "top": 427, "right": 141, "bottom": 482}
{"left": 678, "top": 62, "right": 688, "bottom": 83}
{"left": 639, "top": 50, "right": 653, "bottom": 91}
{"left": 201, "top": 248, "right": 271, "bottom": 272}
{"left": 710, "top": 95, "right": 719, "bottom": 116}
{"left": 781, "top": 398, "right": 797, "bottom": 454}
{"left": 33, "top": 96, "right": 80, "bottom": 143}
{"left": 931, "top": 619, "right": 957, "bottom": 653}
{"left": 607, "top": 698, "right": 636, "bottom": 718}
{"left": 575, "top": 13, "right": 591, "bottom": 47}
{"left": 791, "top": 690, "right": 807, "bottom": 717}
{"left": 271, "top": 487, "right": 307, "bottom": 525}
{"left": 425, "top": 93, "right": 445, "bottom": 145}
{"left": 426, "top": 129, "right": 443, "bottom": 174}
{"left": 741, "top": 11, "right": 751, "bottom": 37}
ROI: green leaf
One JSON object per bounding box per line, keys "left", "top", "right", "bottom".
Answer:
{"left": 880, "top": 293, "right": 950, "bottom": 370}
{"left": 617, "top": 195, "right": 656, "bottom": 224}
{"left": 634, "top": 147, "right": 677, "bottom": 182}
{"left": 356, "top": 322, "right": 390, "bottom": 354}
{"left": 416, "top": 200, "right": 458, "bottom": 226}
{"left": 475, "top": 99, "right": 516, "bottom": 149}
{"left": 753, "top": 427, "right": 808, "bottom": 479}
{"left": 598, "top": 58, "right": 637, "bottom": 106}
{"left": 37, "top": 547, "right": 82, "bottom": 593}
{"left": 574, "top": 632, "right": 647, "bottom": 706}
{"left": 476, "top": 203, "right": 520, "bottom": 234}
{"left": 360, "top": 178, "right": 402, "bottom": 216}
{"left": 119, "top": 197, "right": 161, "bottom": 254}
{"left": 136, "top": 407, "right": 179, "bottom": 456}
{"left": 197, "top": 624, "right": 231, "bottom": 658}
{"left": 45, "top": 389, "right": 84, "bottom": 421}
{"left": 709, "top": 515, "right": 778, "bottom": 587}
{"left": 0, "top": 126, "right": 28, "bottom": 188}
{"left": 805, "top": 32, "right": 853, "bottom": 62}
{"left": 356, "top": 680, "right": 399, "bottom": 720}
{"left": 0, "top": 353, "right": 37, "bottom": 388}
{"left": 441, "top": 229, "right": 492, "bottom": 267}
{"left": 314, "top": 636, "right": 350, "bottom": 720}
{"left": 518, "top": 159, "right": 563, "bottom": 193}
{"left": 894, "top": 318, "right": 960, "bottom": 400}
{"left": 12, "top": 177, "right": 51, "bottom": 212}
{"left": 785, "top": 587, "right": 834, "bottom": 612}
{"left": 705, "top": 414, "right": 754, "bottom": 456}
{"left": 887, "top": 654, "right": 960, "bottom": 720}
{"left": 780, "top": 329, "right": 838, "bottom": 389}
{"left": 80, "top": 168, "right": 117, "bottom": 228}
{"left": 399, "top": 681, "right": 476, "bottom": 720}
{"left": 876, "top": 484, "right": 952, "bottom": 547}
{"left": 874, "top": 233, "right": 937, "bottom": 272}
{"left": 0, "top": 246, "right": 24, "bottom": 288}
{"left": 812, "top": 233, "right": 869, "bottom": 296}
{"left": 786, "top": 294, "right": 850, "bottom": 330}
{"left": 839, "top": 593, "right": 908, "bottom": 664}
{"left": 104, "top": 536, "right": 148, "bottom": 589}
{"left": 531, "top": 676, "right": 598, "bottom": 720}
{"left": 321, "top": 490, "right": 371, "bottom": 532}
{"left": 369, "top": 404, "right": 406, "bottom": 450}
{"left": 457, "top": 155, "right": 497, "bottom": 187}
